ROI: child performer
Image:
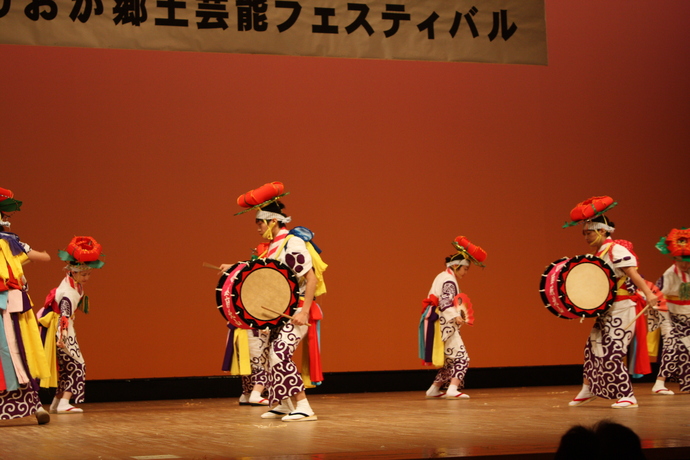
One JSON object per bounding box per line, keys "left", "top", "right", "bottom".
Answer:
{"left": 38, "top": 236, "right": 104, "bottom": 414}
{"left": 563, "top": 196, "right": 658, "bottom": 409}
{"left": 420, "top": 236, "right": 486, "bottom": 399}
{"left": 651, "top": 228, "right": 690, "bottom": 395}
{"left": 0, "top": 187, "right": 52, "bottom": 424}
{"left": 229, "top": 181, "right": 326, "bottom": 421}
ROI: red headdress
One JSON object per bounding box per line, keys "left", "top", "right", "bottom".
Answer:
{"left": 562, "top": 196, "right": 617, "bottom": 228}
{"left": 656, "top": 228, "right": 690, "bottom": 262}
{"left": 0, "top": 187, "right": 22, "bottom": 213}
{"left": 451, "top": 236, "right": 487, "bottom": 267}
{"left": 234, "top": 181, "right": 288, "bottom": 215}
{"left": 58, "top": 236, "right": 105, "bottom": 270}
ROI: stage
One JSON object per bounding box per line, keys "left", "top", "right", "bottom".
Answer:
{"left": 1, "top": 383, "right": 689, "bottom": 459}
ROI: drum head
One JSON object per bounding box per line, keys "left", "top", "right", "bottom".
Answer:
{"left": 564, "top": 262, "right": 612, "bottom": 311}
{"left": 217, "top": 258, "right": 299, "bottom": 329}
{"left": 240, "top": 267, "right": 294, "bottom": 320}
{"left": 539, "top": 255, "right": 617, "bottom": 320}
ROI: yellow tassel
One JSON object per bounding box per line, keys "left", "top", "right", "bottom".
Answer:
{"left": 432, "top": 318, "right": 444, "bottom": 367}
{"left": 647, "top": 327, "right": 661, "bottom": 357}
{"left": 18, "top": 310, "right": 51, "bottom": 381}
{"left": 230, "top": 329, "right": 251, "bottom": 375}
{"left": 39, "top": 311, "right": 59, "bottom": 388}
{"left": 301, "top": 336, "right": 314, "bottom": 388}
{"left": 306, "top": 243, "right": 328, "bottom": 297}
{"left": 262, "top": 220, "right": 276, "bottom": 241}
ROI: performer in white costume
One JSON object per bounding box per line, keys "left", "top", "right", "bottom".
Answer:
{"left": 222, "top": 181, "right": 326, "bottom": 422}
{"left": 419, "top": 236, "right": 486, "bottom": 400}
{"left": 38, "top": 236, "right": 104, "bottom": 414}
{"left": 563, "top": 197, "right": 658, "bottom": 409}
{"left": 651, "top": 228, "right": 690, "bottom": 395}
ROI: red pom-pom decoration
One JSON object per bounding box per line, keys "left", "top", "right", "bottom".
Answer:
{"left": 454, "top": 236, "right": 487, "bottom": 263}
{"left": 67, "top": 237, "right": 103, "bottom": 263}
{"left": 569, "top": 196, "right": 614, "bottom": 222}
{"left": 237, "top": 182, "right": 285, "bottom": 208}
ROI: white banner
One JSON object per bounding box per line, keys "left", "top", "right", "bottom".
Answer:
{"left": 0, "top": 0, "right": 547, "bottom": 65}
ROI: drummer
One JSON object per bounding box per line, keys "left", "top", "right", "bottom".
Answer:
{"left": 420, "top": 236, "right": 486, "bottom": 400}
{"left": 222, "top": 181, "right": 324, "bottom": 422}
{"left": 564, "top": 197, "right": 658, "bottom": 409}
{"left": 651, "top": 228, "right": 690, "bottom": 395}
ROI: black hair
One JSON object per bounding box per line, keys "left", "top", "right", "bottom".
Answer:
{"left": 445, "top": 253, "right": 467, "bottom": 265}
{"left": 259, "top": 200, "right": 288, "bottom": 228}
{"left": 591, "top": 214, "right": 615, "bottom": 228}
{"left": 554, "top": 420, "right": 645, "bottom": 460}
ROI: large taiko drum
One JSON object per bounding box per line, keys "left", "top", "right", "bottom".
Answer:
{"left": 539, "top": 255, "right": 617, "bottom": 319}
{"left": 216, "top": 258, "right": 300, "bottom": 329}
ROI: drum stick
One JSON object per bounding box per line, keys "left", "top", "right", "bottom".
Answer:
{"left": 261, "top": 306, "right": 311, "bottom": 327}
{"left": 624, "top": 304, "right": 650, "bottom": 330}
{"left": 202, "top": 262, "right": 223, "bottom": 271}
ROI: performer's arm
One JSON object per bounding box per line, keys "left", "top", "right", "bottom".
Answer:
{"left": 26, "top": 250, "right": 51, "bottom": 262}
{"left": 292, "top": 269, "right": 316, "bottom": 326}
{"left": 622, "top": 266, "right": 658, "bottom": 308}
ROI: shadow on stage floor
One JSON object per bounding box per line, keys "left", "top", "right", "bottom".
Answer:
{"left": 1, "top": 383, "right": 689, "bottom": 460}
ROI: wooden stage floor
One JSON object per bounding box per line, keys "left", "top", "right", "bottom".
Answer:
{"left": 1, "top": 383, "right": 689, "bottom": 460}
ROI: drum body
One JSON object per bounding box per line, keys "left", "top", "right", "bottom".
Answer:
{"left": 216, "top": 258, "right": 300, "bottom": 329}
{"left": 539, "top": 255, "right": 617, "bottom": 319}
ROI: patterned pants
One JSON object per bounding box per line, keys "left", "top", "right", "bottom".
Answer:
{"left": 0, "top": 383, "right": 41, "bottom": 420}
{"left": 658, "top": 306, "right": 690, "bottom": 392}
{"left": 264, "top": 322, "right": 308, "bottom": 405}
{"left": 583, "top": 303, "right": 635, "bottom": 399}
{"left": 57, "top": 349, "right": 86, "bottom": 404}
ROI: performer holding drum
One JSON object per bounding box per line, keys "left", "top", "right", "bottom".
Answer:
{"left": 559, "top": 196, "right": 658, "bottom": 409}
{"left": 219, "top": 181, "right": 326, "bottom": 422}
{"left": 419, "top": 236, "right": 486, "bottom": 400}
{"left": 651, "top": 228, "right": 690, "bottom": 395}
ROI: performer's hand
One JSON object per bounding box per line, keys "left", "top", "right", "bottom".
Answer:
{"left": 647, "top": 294, "right": 659, "bottom": 309}
{"left": 218, "top": 264, "right": 232, "bottom": 274}
{"left": 292, "top": 310, "right": 309, "bottom": 326}
{"left": 57, "top": 335, "right": 66, "bottom": 349}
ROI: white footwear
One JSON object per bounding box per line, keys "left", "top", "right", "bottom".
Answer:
{"left": 568, "top": 395, "right": 596, "bottom": 407}
{"left": 249, "top": 396, "right": 270, "bottom": 406}
{"left": 282, "top": 411, "right": 317, "bottom": 422}
{"left": 611, "top": 398, "right": 638, "bottom": 409}
{"left": 239, "top": 394, "right": 251, "bottom": 405}
{"left": 425, "top": 392, "right": 447, "bottom": 399}
{"left": 445, "top": 392, "right": 470, "bottom": 399}
{"left": 56, "top": 405, "right": 83, "bottom": 414}
{"left": 653, "top": 388, "right": 674, "bottom": 395}
{"left": 261, "top": 409, "right": 288, "bottom": 419}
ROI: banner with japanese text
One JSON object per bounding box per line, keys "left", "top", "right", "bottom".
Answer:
{"left": 0, "top": 0, "right": 547, "bottom": 65}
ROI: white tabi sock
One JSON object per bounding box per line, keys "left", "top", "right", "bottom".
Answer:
{"left": 248, "top": 390, "right": 264, "bottom": 404}
{"left": 574, "top": 384, "right": 592, "bottom": 400}
{"left": 294, "top": 398, "right": 314, "bottom": 416}
{"left": 50, "top": 397, "right": 60, "bottom": 411}
{"left": 426, "top": 384, "right": 444, "bottom": 397}
{"left": 652, "top": 379, "right": 667, "bottom": 391}
{"left": 273, "top": 398, "right": 293, "bottom": 414}
{"left": 446, "top": 384, "right": 460, "bottom": 397}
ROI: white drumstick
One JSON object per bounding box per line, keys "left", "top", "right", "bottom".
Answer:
{"left": 624, "top": 304, "right": 650, "bottom": 330}
{"left": 261, "top": 306, "right": 311, "bottom": 327}
{"left": 202, "top": 262, "right": 223, "bottom": 271}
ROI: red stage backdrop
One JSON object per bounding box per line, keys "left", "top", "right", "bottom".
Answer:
{"left": 1, "top": 0, "right": 688, "bottom": 381}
